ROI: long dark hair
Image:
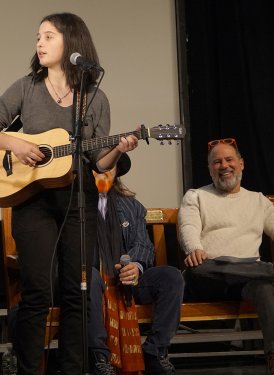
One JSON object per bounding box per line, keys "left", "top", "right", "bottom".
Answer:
{"left": 30, "top": 12, "right": 100, "bottom": 88}
{"left": 113, "top": 178, "right": 136, "bottom": 198}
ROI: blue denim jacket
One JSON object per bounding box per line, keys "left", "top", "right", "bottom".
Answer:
{"left": 115, "top": 194, "right": 155, "bottom": 269}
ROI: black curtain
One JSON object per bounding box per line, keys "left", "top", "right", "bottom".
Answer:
{"left": 178, "top": 0, "right": 274, "bottom": 194}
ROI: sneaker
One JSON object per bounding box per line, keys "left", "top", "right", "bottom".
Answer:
{"left": 266, "top": 352, "right": 274, "bottom": 375}
{"left": 143, "top": 351, "right": 175, "bottom": 374}
{"left": 89, "top": 352, "right": 116, "bottom": 375}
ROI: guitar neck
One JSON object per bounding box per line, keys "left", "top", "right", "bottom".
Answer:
{"left": 82, "top": 129, "right": 144, "bottom": 152}
{"left": 54, "top": 129, "right": 147, "bottom": 158}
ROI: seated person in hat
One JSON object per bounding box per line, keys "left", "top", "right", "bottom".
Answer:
{"left": 89, "top": 153, "right": 185, "bottom": 375}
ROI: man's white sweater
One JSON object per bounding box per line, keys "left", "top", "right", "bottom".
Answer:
{"left": 178, "top": 184, "right": 274, "bottom": 259}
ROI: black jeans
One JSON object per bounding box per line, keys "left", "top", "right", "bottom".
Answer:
{"left": 12, "top": 187, "right": 98, "bottom": 375}
{"left": 88, "top": 265, "right": 185, "bottom": 358}
{"left": 184, "top": 266, "right": 274, "bottom": 354}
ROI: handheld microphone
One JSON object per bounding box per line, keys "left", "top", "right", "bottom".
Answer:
{"left": 120, "top": 254, "right": 133, "bottom": 307}
{"left": 69, "top": 52, "right": 104, "bottom": 72}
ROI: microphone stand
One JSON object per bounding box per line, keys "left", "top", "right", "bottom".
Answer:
{"left": 71, "top": 69, "right": 90, "bottom": 375}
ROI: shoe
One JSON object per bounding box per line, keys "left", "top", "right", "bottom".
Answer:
{"left": 266, "top": 351, "right": 274, "bottom": 374}
{"left": 143, "top": 351, "right": 175, "bottom": 374}
{"left": 89, "top": 351, "right": 116, "bottom": 375}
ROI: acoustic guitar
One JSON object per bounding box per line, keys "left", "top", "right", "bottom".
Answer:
{"left": 0, "top": 124, "right": 185, "bottom": 207}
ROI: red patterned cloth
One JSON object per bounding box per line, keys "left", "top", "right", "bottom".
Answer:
{"left": 102, "top": 273, "right": 144, "bottom": 374}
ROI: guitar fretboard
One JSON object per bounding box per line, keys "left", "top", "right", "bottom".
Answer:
{"left": 53, "top": 130, "right": 145, "bottom": 158}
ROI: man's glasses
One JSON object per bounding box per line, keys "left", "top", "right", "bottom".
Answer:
{"left": 208, "top": 138, "right": 237, "bottom": 152}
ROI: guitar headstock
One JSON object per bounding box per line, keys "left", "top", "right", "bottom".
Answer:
{"left": 149, "top": 124, "right": 186, "bottom": 142}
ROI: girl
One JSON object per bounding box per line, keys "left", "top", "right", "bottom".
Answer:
{"left": 0, "top": 12, "right": 138, "bottom": 374}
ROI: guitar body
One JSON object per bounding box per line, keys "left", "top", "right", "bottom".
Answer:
{"left": 0, "top": 128, "right": 73, "bottom": 207}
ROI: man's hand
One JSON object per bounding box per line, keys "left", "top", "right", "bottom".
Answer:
{"left": 115, "top": 262, "right": 139, "bottom": 285}
{"left": 184, "top": 250, "right": 208, "bottom": 267}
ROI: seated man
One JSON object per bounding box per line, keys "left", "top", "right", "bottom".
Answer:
{"left": 89, "top": 153, "right": 184, "bottom": 375}
{"left": 178, "top": 138, "right": 274, "bottom": 375}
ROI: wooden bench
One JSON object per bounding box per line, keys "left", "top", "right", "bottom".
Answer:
{"left": 143, "top": 207, "right": 263, "bottom": 323}
{"left": 2, "top": 196, "right": 274, "bottom": 354}
{"left": 142, "top": 200, "right": 274, "bottom": 357}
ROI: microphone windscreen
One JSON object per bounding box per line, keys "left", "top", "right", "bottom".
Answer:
{"left": 120, "top": 254, "right": 131, "bottom": 266}
{"left": 70, "top": 52, "right": 81, "bottom": 65}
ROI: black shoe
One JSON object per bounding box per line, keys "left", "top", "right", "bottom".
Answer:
{"left": 143, "top": 351, "right": 175, "bottom": 375}
{"left": 89, "top": 352, "right": 116, "bottom": 375}
{"left": 266, "top": 352, "right": 274, "bottom": 375}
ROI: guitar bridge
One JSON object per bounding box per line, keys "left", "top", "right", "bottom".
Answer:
{"left": 3, "top": 150, "right": 13, "bottom": 176}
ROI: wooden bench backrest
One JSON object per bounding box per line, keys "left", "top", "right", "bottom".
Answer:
{"left": 2, "top": 208, "right": 16, "bottom": 258}
{"left": 1, "top": 206, "right": 180, "bottom": 264}
{"left": 4, "top": 196, "right": 273, "bottom": 269}
{"left": 146, "top": 208, "right": 179, "bottom": 266}
{"left": 1, "top": 207, "right": 20, "bottom": 309}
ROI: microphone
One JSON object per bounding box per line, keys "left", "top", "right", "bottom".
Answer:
{"left": 120, "top": 254, "right": 133, "bottom": 307}
{"left": 70, "top": 52, "right": 104, "bottom": 72}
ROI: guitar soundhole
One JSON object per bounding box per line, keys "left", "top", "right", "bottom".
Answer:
{"left": 36, "top": 146, "right": 53, "bottom": 167}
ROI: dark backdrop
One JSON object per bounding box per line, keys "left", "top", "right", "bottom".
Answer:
{"left": 176, "top": 0, "right": 274, "bottom": 194}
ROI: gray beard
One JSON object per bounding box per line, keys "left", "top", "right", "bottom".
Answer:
{"left": 212, "top": 172, "right": 242, "bottom": 193}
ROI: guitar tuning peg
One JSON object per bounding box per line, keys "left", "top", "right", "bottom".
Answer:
{"left": 168, "top": 140, "right": 172, "bottom": 145}
{"left": 160, "top": 140, "right": 165, "bottom": 145}
{"left": 176, "top": 140, "right": 180, "bottom": 145}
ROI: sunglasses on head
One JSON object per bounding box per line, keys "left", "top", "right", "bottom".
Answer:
{"left": 208, "top": 138, "right": 237, "bottom": 152}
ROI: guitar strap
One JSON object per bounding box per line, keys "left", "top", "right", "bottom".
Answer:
{"left": 5, "top": 116, "right": 23, "bottom": 132}
{"left": 72, "top": 90, "right": 87, "bottom": 135}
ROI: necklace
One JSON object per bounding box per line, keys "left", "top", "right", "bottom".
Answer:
{"left": 47, "top": 77, "right": 71, "bottom": 103}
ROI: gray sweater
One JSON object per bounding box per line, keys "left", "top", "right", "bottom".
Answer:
{"left": 0, "top": 75, "right": 110, "bottom": 163}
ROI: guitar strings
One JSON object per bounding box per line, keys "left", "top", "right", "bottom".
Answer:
{"left": 30, "top": 129, "right": 145, "bottom": 161}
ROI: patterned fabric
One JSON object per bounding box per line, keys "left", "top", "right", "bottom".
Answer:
{"left": 102, "top": 273, "right": 144, "bottom": 374}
